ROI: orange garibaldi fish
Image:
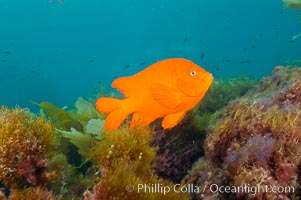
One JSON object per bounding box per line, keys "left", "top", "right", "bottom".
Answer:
{"left": 96, "top": 58, "right": 213, "bottom": 130}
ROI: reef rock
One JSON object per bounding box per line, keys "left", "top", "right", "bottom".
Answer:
{"left": 187, "top": 66, "right": 301, "bottom": 200}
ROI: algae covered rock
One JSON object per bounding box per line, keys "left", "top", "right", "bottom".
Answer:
{"left": 0, "top": 106, "right": 64, "bottom": 199}
{"left": 187, "top": 66, "right": 301, "bottom": 200}
{"left": 0, "top": 106, "right": 58, "bottom": 188}
{"left": 85, "top": 127, "right": 191, "bottom": 200}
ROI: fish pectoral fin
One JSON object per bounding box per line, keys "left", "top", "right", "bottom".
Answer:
{"left": 150, "top": 83, "right": 181, "bottom": 110}
{"left": 162, "top": 111, "right": 186, "bottom": 129}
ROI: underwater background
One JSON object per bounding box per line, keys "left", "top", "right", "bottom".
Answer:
{"left": 1, "top": 0, "right": 301, "bottom": 200}
{"left": 0, "top": 0, "right": 300, "bottom": 110}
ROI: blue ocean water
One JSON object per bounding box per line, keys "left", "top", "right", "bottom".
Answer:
{"left": 0, "top": 0, "right": 300, "bottom": 111}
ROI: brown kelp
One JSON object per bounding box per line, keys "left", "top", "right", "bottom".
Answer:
{"left": 34, "top": 97, "right": 105, "bottom": 158}
{"left": 33, "top": 97, "right": 106, "bottom": 198}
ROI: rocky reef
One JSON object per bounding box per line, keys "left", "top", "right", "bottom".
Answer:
{"left": 1, "top": 65, "right": 300, "bottom": 200}
{"left": 187, "top": 66, "right": 301, "bottom": 200}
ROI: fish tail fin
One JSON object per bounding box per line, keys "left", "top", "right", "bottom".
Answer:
{"left": 95, "top": 97, "right": 129, "bottom": 130}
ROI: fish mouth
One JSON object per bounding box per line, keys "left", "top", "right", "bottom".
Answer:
{"left": 177, "top": 72, "right": 213, "bottom": 97}
{"left": 191, "top": 73, "right": 214, "bottom": 97}
{"left": 205, "top": 73, "right": 214, "bottom": 82}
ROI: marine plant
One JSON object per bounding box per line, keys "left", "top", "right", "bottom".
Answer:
{"left": 187, "top": 66, "right": 301, "bottom": 200}
{"left": 33, "top": 97, "right": 104, "bottom": 131}
{"left": 84, "top": 127, "right": 191, "bottom": 200}
{"left": 33, "top": 97, "right": 106, "bottom": 198}
{"left": 8, "top": 187, "right": 61, "bottom": 200}
{"left": 34, "top": 97, "right": 105, "bottom": 158}
{"left": 283, "top": 0, "right": 301, "bottom": 10}
{"left": 47, "top": 153, "right": 96, "bottom": 199}
{"left": 0, "top": 106, "right": 58, "bottom": 188}
{"left": 0, "top": 106, "right": 66, "bottom": 199}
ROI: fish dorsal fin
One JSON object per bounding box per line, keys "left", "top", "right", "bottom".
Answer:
{"left": 112, "top": 76, "right": 136, "bottom": 97}
{"left": 150, "top": 83, "right": 181, "bottom": 110}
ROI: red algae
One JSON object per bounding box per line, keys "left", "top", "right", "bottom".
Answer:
{"left": 186, "top": 66, "right": 301, "bottom": 200}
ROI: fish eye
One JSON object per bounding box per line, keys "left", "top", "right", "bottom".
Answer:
{"left": 190, "top": 71, "right": 197, "bottom": 76}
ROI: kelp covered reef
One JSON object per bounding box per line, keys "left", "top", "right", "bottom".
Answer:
{"left": 1, "top": 66, "right": 301, "bottom": 199}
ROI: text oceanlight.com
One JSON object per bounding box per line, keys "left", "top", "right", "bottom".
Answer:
{"left": 125, "top": 183, "right": 295, "bottom": 196}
